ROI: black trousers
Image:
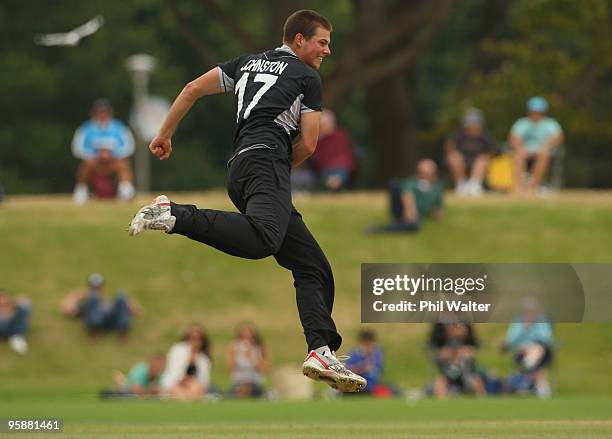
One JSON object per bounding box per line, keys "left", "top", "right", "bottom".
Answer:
{"left": 170, "top": 149, "right": 341, "bottom": 352}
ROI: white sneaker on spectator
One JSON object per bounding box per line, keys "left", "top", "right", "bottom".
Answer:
{"left": 9, "top": 335, "right": 28, "bottom": 355}
{"left": 467, "top": 180, "right": 483, "bottom": 196}
{"left": 455, "top": 181, "right": 469, "bottom": 196}
{"left": 536, "top": 380, "right": 552, "bottom": 399}
{"left": 73, "top": 183, "right": 89, "bottom": 205}
{"left": 118, "top": 181, "right": 135, "bottom": 201}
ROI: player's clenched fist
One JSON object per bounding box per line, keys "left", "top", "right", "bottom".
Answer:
{"left": 149, "top": 136, "right": 172, "bottom": 160}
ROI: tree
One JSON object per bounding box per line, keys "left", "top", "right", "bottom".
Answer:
{"left": 1, "top": 0, "right": 611, "bottom": 193}
{"left": 445, "top": 0, "right": 612, "bottom": 187}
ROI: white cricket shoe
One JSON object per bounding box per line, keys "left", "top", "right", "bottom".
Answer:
{"left": 128, "top": 195, "right": 176, "bottom": 236}
{"left": 302, "top": 350, "right": 367, "bottom": 393}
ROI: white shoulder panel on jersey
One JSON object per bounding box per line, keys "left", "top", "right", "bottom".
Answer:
{"left": 274, "top": 93, "right": 303, "bottom": 135}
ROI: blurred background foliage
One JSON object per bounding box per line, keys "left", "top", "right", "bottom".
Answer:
{"left": 1, "top": 0, "right": 611, "bottom": 193}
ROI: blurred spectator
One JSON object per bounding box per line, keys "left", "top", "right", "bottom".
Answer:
{"left": 0, "top": 180, "right": 5, "bottom": 204}
{"left": 161, "top": 323, "right": 212, "bottom": 400}
{"left": 368, "top": 159, "right": 443, "bottom": 233}
{"left": 445, "top": 108, "right": 495, "bottom": 196}
{"left": 109, "top": 353, "right": 166, "bottom": 397}
{"left": 502, "top": 299, "right": 554, "bottom": 398}
{"left": 310, "top": 109, "right": 357, "bottom": 191}
{"left": 72, "top": 99, "right": 135, "bottom": 205}
{"left": 227, "top": 321, "right": 269, "bottom": 398}
{"left": 345, "top": 329, "right": 399, "bottom": 397}
{"left": 429, "top": 316, "right": 486, "bottom": 398}
{"left": 509, "top": 96, "right": 564, "bottom": 192}
{"left": 0, "top": 290, "right": 31, "bottom": 355}
{"left": 290, "top": 162, "right": 317, "bottom": 193}
{"left": 60, "top": 273, "right": 140, "bottom": 336}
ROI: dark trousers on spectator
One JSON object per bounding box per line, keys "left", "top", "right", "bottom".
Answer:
{"left": 81, "top": 292, "right": 131, "bottom": 333}
{"left": 170, "top": 149, "right": 341, "bottom": 352}
{"left": 0, "top": 305, "right": 30, "bottom": 337}
{"left": 380, "top": 179, "right": 420, "bottom": 232}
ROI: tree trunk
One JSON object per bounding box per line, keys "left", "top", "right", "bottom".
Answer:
{"left": 365, "top": 76, "right": 419, "bottom": 185}
{"left": 357, "top": 0, "right": 420, "bottom": 184}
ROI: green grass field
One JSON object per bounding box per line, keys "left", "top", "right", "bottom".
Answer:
{"left": 2, "top": 397, "right": 612, "bottom": 438}
{"left": 1, "top": 191, "right": 611, "bottom": 437}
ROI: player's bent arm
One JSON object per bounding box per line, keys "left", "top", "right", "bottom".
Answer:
{"left": 292, "top": 111, "right": 321, "bottom": 168}
{"left": 157, "top": 67, "right": 223, "bottom": 139}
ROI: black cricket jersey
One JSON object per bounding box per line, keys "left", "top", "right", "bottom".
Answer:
{"left": 217, "top": 45, "right": 322, "bottom": 164}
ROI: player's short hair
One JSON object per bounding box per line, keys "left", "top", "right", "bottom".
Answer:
{"left": 283, "top": 10, "right": 332, "bottom": 43}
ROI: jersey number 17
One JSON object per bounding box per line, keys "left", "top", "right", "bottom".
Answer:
{"left": 235, "top": 73, "right": 278, "bottom": 122}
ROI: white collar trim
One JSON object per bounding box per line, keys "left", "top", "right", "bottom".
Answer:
{"left": 276, "top": 44, "right": 297, "bottom": 56}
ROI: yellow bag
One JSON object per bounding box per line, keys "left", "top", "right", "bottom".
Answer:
{"left": 487, "top": 154, "right": 514, "bottom": 191}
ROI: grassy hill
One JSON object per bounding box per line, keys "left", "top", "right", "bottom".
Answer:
{"left": 1, "top": 191, "right": 612, "bottom": 397}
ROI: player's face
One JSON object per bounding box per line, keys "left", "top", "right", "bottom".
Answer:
{"left": 299, "top": 27, "right": 331, "bottom": 70}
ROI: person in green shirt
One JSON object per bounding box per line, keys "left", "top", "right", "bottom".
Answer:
{"left": 509, "top": 96, "right": 564, "bottom": 192}
{"left": 369, "top": 159, "right": 443, "bottom": 233}
{"left": 113, "top": 353, "right": 166, "bottom": 396}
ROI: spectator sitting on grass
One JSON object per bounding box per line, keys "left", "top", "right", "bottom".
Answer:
{"left": 161, "top": 323, "right": 212, "bottom": 401}
{"left": 345, "top": 329, "right": 399, "bottom": 397}
{"left": 368, "top": 159, "right": 443, "bottom": 233}
{"left": 227, "top": 321, "right": 269, "bottom": 398}
{"left": 106, "top": 352, "right": 166, "bottom": 397}
{"left": 429, "top": 314, "right": 487, "bottom": 398}
{"left": 60, "top": 273, "right": 140, "bottom": 337}
{"left": 310, "top": 109, "right": 357, "bottom": 191}
{"left": 0, "top": 290, "right": 31, "bottom": 355}
{"left": 502, "top": 298, "right": 554, "bottom": 398}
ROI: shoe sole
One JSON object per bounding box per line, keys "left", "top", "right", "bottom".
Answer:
{"left": 302, "top": 364, "right": 366, "bottom": 393}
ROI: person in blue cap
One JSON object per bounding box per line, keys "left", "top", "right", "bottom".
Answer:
{"left": 508, "top": 97, "right": 564, "bottom": 192}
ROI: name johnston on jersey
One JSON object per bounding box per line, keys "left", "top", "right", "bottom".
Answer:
{"left": 240, "top": 59, "right": 289, "bottom": 75}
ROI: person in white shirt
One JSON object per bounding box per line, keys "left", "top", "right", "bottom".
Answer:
{"left": 161, "top": 323, "right": 212, "bottom": 400}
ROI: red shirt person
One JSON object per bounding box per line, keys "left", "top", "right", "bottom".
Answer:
{"left": 310, "top": 109, "right": 357, "bottom": 190}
